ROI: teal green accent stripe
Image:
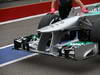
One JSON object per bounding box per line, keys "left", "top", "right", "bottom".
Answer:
{"left": 85, "top": 12, "right": 100, "bottom": 16}
{"left": 64, "top": 41, "right": 95, "bottom": 46}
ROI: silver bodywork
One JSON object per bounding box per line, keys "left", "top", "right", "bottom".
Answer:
{"left": 14, "top": 3, "right": 100, "bottom": 60}
{"left": 37, "top": 4, "right": 100, "bottom": 60}
{"left": 37, "top": 12, "right": 100, "bottom": 33}
{"left": 37, "top": 16, "right": 80, "bottom": 32}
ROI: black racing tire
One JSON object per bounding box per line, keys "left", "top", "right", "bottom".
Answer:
{"left": 38, "top": 13, "right": 59, "bottom": 29}
{"left": 98, "top": 42, "right": 100, "bottom": 55}
{"left": 37, "top": 13, "right": 60, "bottom": 51}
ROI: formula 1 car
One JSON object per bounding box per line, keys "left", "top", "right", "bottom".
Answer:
{"left": 14, "top": 3, "right": 100, "bottom": 60}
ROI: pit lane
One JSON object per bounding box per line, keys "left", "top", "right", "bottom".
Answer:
{"left": 1, "top": 15, "right": 100, "bottom": 75}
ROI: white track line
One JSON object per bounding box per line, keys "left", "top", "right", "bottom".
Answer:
{"left": 0, "top": 53, "right": 38, "bottom": 67}
{"left": 0, "top": 13, "right": 47, "bottom": 25}
{"left": 0, "top": 44, "right": 14, "bottom": 49}
{"left": 0, "top": 2, "right": 100, "bottom": 67}
{"left": 0, "top": 44, "right": 38, "bottom": 67}
{"left": 0, "top": 3, "right": 99, "bottom": 25}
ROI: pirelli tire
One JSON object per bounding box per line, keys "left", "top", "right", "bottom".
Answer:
{"left": 37, "top": 13, "right": 60, "bottom": 51}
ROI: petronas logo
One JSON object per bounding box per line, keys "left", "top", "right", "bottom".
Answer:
{"left": 89, "top": 4, "right": 100, "bottom": 12}
{"left": 65, "top": 41, "right": 95, "bottom": 46}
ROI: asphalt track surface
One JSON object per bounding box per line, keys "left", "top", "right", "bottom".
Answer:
{"left": 1, "top": 16, "right": 100, "bottom": 75}
{"left": 0, "top": 17, "right": 41, "bottom": 47}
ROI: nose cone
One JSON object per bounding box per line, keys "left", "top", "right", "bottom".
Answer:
{"left": 37, "top": 16, "right": 80, "bottom": 33}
